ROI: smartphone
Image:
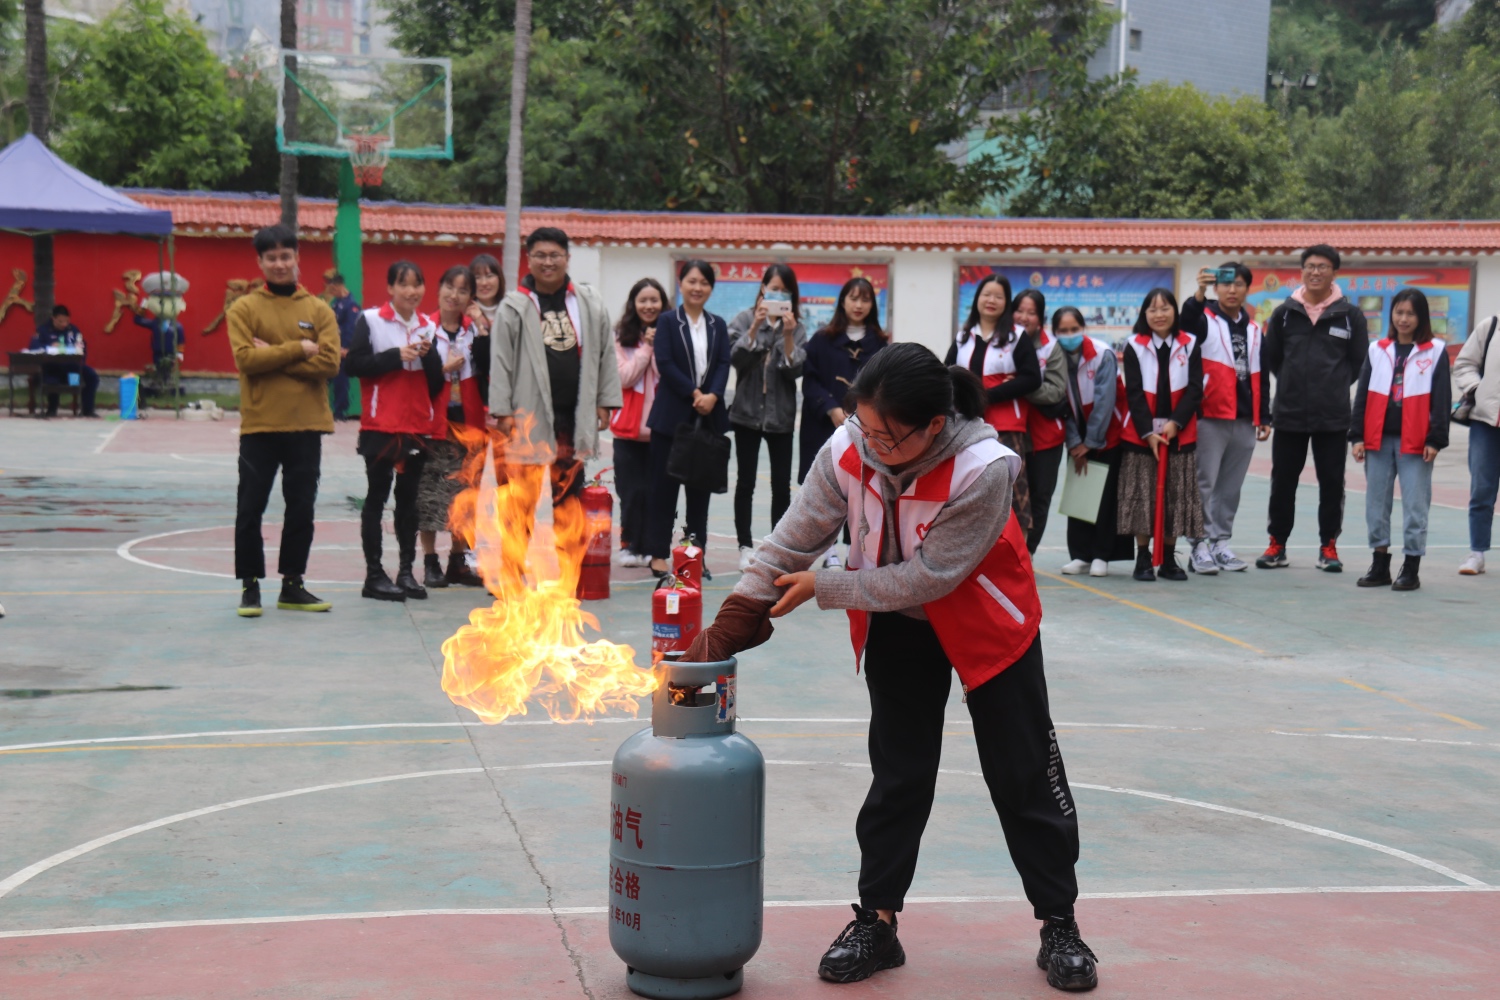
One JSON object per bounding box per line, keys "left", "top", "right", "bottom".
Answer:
{"left": 1215, "top": 266, "right": 1239, "bottom": 286}
{"left": 763, "top": 290, "right": 790, "bottom": 318}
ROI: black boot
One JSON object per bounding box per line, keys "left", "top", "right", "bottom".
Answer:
{"left": 816, "top": 905, "right": 905, "bottom": 984}
{"left": 1392, "top": 555, "right": 1421, "bottom": 591}
{"left": 446, "top": 552, "right": 485, "bottom": 587}
{"left": 361, "top": 566, "right": 406, "bottom": 602}
{"left": 423, "top": 553, "right": 448, "bottom": 589}
{"left": 1357, "top": 551, "right": 1393, "bottom": 588}
{"left": 1158, "top": 546, "right": 1188, "bottom": 582}
{"left": 237, "top": 578, "right": 262, "bottom": 618}
{"left": 396, "top": 561, "right": 427, "bottom": 599}
{"left": 1037, "top": 916, "right": 1099, "bottom": 991}
{"left": 1132, "top": 546, "right": 1156, "bottom": 582}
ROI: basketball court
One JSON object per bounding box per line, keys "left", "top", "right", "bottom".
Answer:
{"left": 2, "top": 413, "right": 1497, "bottom": 998}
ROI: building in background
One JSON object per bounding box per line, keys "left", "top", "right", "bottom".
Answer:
{"left": 187, "top": 0, "right": 394, "bottom": 57}
{"left": 1088, "top": 0, "right": 1272, "bottom": 98}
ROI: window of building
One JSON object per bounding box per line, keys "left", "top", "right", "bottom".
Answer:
{"left": 328, "top": 28, "right": 346, "bottom": 49}
{"left": 329, "top": 0, "right": 345, "bottom": 20}
{"left": 1128, "top": 28, "right": 1142, "bottom": 51}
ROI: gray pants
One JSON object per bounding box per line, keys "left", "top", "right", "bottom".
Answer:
{"left": 1364, "top": 436, "right": 1433, "bottom": 556}
{"left": 1195, "top": 417, "right": 1257, "bottom": 543}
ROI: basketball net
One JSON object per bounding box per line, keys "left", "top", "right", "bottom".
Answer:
{"left": 342, "top": 132, "right": 391, "bottom": 186}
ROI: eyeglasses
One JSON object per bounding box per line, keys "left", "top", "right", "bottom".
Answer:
{"left": 528, "top": 251, "right": 567, "bottom": 263}
{"left": 846, "top": 413, "right": 921, "bottom": 454}
{"left": 1302, "top": 263, "right": 1334, "bottom": 274}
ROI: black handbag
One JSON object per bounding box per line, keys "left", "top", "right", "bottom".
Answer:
{"left": 1453, "top": 316, "right": 1497, "bottom": 427}
{"left": 668, "top": 415, "right": 731, "bottom": 494}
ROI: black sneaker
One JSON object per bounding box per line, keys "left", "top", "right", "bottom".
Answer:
{"left": 277, "top": 577, "right": 331, "bottom": 612}
{"left": 1158, "top": 549, "right": 1188, "bottom": 582}
{"left": 1132, "top": 549, "right": 1156, "bottom": 582}
{"left": 816, "top": 904, "right": 905, "bottom": 984}
{"left": 1037, "top": 917, "right": 1099, "bottom": 991}
{"left": 238, "top": 579, "right": 262, "bottom": 618}
{"left": 423, "top": 553, "right": 449, "bottom": 589}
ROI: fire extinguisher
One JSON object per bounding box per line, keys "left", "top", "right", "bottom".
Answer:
{"left": 651, "top": 575, "right": 702, "bottom": 657}
{"left": 577, "top": 470, "right": 613, "bottom": 601}
{"left": 671, "top": 527, "right": 704, "bottom": 590}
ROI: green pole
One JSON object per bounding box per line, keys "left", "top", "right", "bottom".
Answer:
{"left": 334, "top": 160, "right": 363, "bottom": 302}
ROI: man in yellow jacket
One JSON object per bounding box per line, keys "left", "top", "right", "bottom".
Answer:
{"left": 227, "top": 224, "right": 342, "bottom": 617}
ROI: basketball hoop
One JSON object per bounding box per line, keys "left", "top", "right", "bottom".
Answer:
{"left": 341, "top": 132, "right": 391, "bottom": 186}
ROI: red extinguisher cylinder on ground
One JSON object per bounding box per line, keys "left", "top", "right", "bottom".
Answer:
{"left": 651, "top": 582, "right": 703, "bottom": 657}
{"left": 671, "top": 532, "right": 704, "bottom": 590}
{"left": 578, "top": 480, "right": 613, "bottom": 601}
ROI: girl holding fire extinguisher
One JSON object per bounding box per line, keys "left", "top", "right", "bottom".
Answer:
{"left": 685, "top": 342, "right": 1098, "bottom": 993}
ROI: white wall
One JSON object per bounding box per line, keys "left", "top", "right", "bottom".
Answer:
{"left": 597, "top": 247, "right": 676, "bottom": 323}
{"left": 1474, "top": 257, "right": 1500, "bottom": 333}
{"left": 889, "top": 251, "right": 958, "bottom": 359}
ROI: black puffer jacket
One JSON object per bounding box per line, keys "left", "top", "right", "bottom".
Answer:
{"left": 1263, "top": 295, "right": 1369, "bottom": 433}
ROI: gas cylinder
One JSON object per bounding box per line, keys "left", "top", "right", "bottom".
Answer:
{"left": 578, "top": 473, "right": 614, "bottom": 600}
{"left": 672, "top": 528, "right": 704, "bottom": 590}
{"left": 651, "top": 578, "right": 702, "bottom": 657}
{"left": 609, "top": 655, "right": 764, "bottom": 999}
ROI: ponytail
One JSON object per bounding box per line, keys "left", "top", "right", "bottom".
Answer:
{"left": 949, "top": 366, "right": 984, "bottom": 420}
{"left": 850, "top": 341, "right": 984, "bottom": 428}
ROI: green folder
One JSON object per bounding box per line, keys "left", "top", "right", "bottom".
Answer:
{"left": 1058, "top": 460, "right": 1111, "bottom": 524}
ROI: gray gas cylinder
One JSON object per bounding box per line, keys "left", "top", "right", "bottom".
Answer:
{"left": 608, "top": 655, "right": 764, "bottom": 1000}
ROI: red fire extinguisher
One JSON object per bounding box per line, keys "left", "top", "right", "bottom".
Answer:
{"left": 671, "top": 527, "right": 704, "bottom": 590}
{"left": 577, "top": 470, "right": 613, "bottom": 601}
{"left": 651, "top": 575, "right": 703, "bottom": 657}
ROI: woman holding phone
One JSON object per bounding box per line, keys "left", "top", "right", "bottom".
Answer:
{"left": 728, "top": 264, "right": 807, "bottom": 571}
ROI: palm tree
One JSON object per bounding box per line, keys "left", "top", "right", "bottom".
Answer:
{"left": 279, "top": 0, "right": 299, "bottom": 230}
{"left": 502, "top": 0, "right": 532, "bottom": 293}
{"left": 24, "top": 0, "right": 52, "bottom": 317}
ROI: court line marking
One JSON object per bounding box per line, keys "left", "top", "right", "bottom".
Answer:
{"left": 4, "top": 884, "right": 1498, "bottom": 940}
{"left": 91, "top": 423, "right": 125, "bottom": 454}
{"left": 0, "top": 739, "right": 464, "bottom": 756}
{"left": 117, "top": 527, "right": 364, "bottom": 585}
{"left": 0, "top": 719, "right": 1197, "bottom": 754}
{"left": 1035, "top": 571, "right": 1266, "bottom": 654}
{"left": 1338, "top": 678, "right": 1483, "bottom": 731}
{"left": 0, "top": 759, "right": 1481, "bottom": 905}
{"left": 1272, "top": 731, "right": 1500, "bottom": 751}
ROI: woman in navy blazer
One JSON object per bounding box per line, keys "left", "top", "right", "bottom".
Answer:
{"left": 646, "top": 260, "right": 732, "bottom": 575}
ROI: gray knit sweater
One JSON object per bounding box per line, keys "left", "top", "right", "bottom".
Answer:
{"left": 734, "top": 415, "right": 1013, "bottom": 619}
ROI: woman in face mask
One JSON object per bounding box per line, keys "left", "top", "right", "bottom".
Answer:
{"left": 1053, "top": 308, "right": 1134, "bottom": 577}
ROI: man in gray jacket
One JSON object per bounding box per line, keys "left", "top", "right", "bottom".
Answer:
{"left": 488, "top": 227, "right": 622, "bottom": 553}
{"left": 1454, "top": 313, "right": 1500, "bottom": 576}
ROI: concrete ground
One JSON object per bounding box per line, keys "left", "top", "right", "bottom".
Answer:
{"left": 1, "top": 412, "right": 1498, "bottom": 999}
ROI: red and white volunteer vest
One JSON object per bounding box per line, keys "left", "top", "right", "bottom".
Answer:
{"left": 1362, "top": 337, "right": 1445, "bottom": 454}
{"left": 1199, "top": 306, "right": 1262, "bottom": 423}
{"left": 360, "top": 302, "right": 438, "bottom": 436}
{"left": 1119, "top": 332, "right": 1198, "bottom": 447}
{"left": 829, "top": 426, "right": 1043, "bottom": 693}
{"left": 1067, "top": 336, "right": 1124, "bottom": 449}
{"left": 1028, "top": 329, "right": 1067, "bottom": 451}
{"left": 423, "top": 316, "right": 488, "bottom": 439}
{"left": 953, "top": 325, "right": 1030, "bottom": 433}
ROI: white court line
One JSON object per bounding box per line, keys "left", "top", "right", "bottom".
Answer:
{"left": 0, "top": 547, "right": 121, "bottom": 553}
{"left": 117, "top": 527, "right": 364, "bottom": 585}
{"left": 0, "top": 760, "right": 1483, "bottom": 905}
{"left": 0, "top": 719, "right": 1196, "bottom": 753}
{"left": 91, "top": 423, "right": 125, "bottom": 455}
{"left": 3, "top": 884, "right": 1497, "bottom": 940}
{"left": 169, "top": 453, "right": 236, "bottom": 466}
{"left": 1273, "top": 731, "right": 1500, "bottom": 751}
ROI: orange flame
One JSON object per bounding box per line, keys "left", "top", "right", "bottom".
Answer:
{"left": 440, "top": 412, "right": 657, "bottom": 724}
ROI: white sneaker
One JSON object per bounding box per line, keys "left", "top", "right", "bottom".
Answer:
{"left": 738, "top": 545, "right": 755, "bottom": 572}
{"left": 823, "top": 550, "right": 842, "bottom": 569}
{"left": 1212, "top": 541, "right": 1248, "bottom": 572}
{"left": 1060, "top": 559, "right": 1089, "bottom": 575}
{"left": 1189, "top": 540, "right": 1219, "bottom": 575}
{"left": 614, "top": 548, "right": 637, "bottom": 567}
{"left": 1089, "top": 559, "right": 1109, "bottom": 577}
{"left": 1459, "top": 551, "right": 1486, "bottom": 575}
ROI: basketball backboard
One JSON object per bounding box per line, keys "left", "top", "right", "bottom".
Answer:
{"left": 274, "top": 49, "right": 453, "bottom": 163}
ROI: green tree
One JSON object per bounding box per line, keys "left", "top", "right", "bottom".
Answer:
{"left": 382, "top": 0, "right": 606, "bottom": 58}
{"left": 53, "top": 0, "right": 248, "bottom": 188}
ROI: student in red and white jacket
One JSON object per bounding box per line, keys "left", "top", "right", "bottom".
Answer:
{"left": 1349, "top": 289, "right": 1451, "bottom": 592}
{"left": 1117, "top": 288, "right": 1204, "bottom": 582}
{"left": 416, "top": 265, "right": 489, "bottom": 591}
{"left": 1016, "top": 289, "right": 1071, "bottom": 554}
{"left": 345, "top": 260, "right": 445, "bottom": 602}
{"left": 944, "top": 274, "right": 1042, "bottom": 537}
{"left": 685, "top": 343, "right": 1100, "bottom": 994}
{"left": 1180, "top": 263, "right": 1272, "bottom": 575}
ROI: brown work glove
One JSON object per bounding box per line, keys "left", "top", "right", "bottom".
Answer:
{"left": 683, "top": 593, "right": 775, "bottom": 663}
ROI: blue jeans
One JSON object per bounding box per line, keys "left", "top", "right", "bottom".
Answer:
{"left": 1364, "top": 437, "right": 1433, "bottom": 556}
{"left": 1469, "top": 421, "right": 1500, "bottom": 552}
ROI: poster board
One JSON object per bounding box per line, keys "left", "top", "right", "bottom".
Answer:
{"left": 958, "top": 264, "right": 1177, "bottom": 341}
{"left": 1243, "top": 266, "right": 1475, "bottom": 341}
{"left": 675, "top": 260, "right": 891, "bottom": 334}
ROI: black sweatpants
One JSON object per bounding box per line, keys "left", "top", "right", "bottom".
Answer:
{"left": 645, "top": 432, "right": 711, "bottom": 560}
{"left": 1267, "top": 428, "right": 1346, "bottom": 545}
{"left": 613, "top": 437, "right": 652, "bottom": 554}
{"left": 362, "top": 446, "right": 426, "bottom": 571}
{"left": 1026, "top": 445, "right": 1064, "bottom": 553}
{"left": 857, "top": 614, "right": 1080, "bottom": 920}
{"left": 733, "top": 425, "right": 794, "bottom": 549}
{"left": 235, "top": 431, "right": 323, "bottom": 581}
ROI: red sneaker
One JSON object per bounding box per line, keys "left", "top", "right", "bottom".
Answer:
{"left": 1255, "top": 537, "right": 1288, "bottom": 569}
{"left": 1317, "top": 542, "right": 1343, "bottom": 573}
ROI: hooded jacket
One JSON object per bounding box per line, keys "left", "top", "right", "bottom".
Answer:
{"left": 1263, "top": 291, "right": 1369, "bottom": 433}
